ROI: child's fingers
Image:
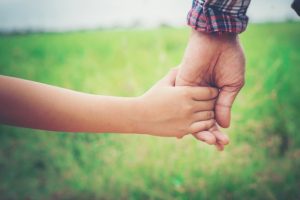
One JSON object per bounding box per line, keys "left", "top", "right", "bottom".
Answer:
{"left": 193, "top": 111, "right": 214, "bottom": 121}
{"left": 189, "top": 119, "right": 215, "bottom": 134}
{"left": 208, "top": 125, "right": 230, "bottom": 145}
{"left": 192, "top": 99, "right": 216, "bottom": 112}
{"left": 193, "top": 131, "right": 216, "bottom": 145}
{"left": 188, "top": 87, "right": 219, "bottom": 101}
{"left": 156, "top": 68, "right": 178, "bottom": 86}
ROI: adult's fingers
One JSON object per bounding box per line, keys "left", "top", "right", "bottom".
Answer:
{"left": 194, "top": 124, "right": 230, "bottom": 148}
{"left": 192, "top": 99, "right": 216, "bottom": 112}
{"left": 193, "top": 131, "right": 216, "bottom": 145}
{"left": 215, "top": 87, "right": 240, "bottom": 128}
{"left": 193, "top": 111, "right": 214, "bottom": 121}
{"left": 215, "top": 143, "right": 225, "bottom": 151}
{"left": 210, "top": 127, "right": 230, "bottom": 145}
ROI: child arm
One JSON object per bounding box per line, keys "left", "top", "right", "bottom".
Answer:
{"left": 0, "top": 71, "right": 218, "bottom": 138}
{"left": 0, "top": 75, "right": 139, "bottom": 133}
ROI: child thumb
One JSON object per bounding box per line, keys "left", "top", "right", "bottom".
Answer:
{"left": 156, "top": 68, "right": 178, "bottom": 86}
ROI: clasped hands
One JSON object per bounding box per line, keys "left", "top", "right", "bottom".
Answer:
{"left": 0, "top": 30, "right": 245, "bottom": 151}
{"left": 148, "top": 30, "right": 245, "bottom": 151}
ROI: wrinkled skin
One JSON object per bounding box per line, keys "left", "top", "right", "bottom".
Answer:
{"left": 176, "top": 30, "right": 246, "bottom": 150}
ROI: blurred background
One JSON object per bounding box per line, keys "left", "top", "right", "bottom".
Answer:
{"left": 0, "top": 0, "right": 300, "bottom": 199}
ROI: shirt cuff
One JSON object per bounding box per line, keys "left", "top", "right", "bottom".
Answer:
{"left": 187, "top": 0, "right": 250, "bottom": 34}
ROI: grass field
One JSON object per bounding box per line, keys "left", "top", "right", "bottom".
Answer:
{"left": 0, "top": 22, "right": 300, "bottom": 200}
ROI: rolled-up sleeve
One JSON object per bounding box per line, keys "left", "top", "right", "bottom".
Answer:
{"left": 187, "top": 0, "right": 251, "bottom": 34}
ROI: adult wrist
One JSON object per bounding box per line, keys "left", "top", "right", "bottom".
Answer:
{"left": 191, "top": 29, "right": 239, "bottom": 46}
{"left": 189, "top": 29, "right": 239, "bottom": 50}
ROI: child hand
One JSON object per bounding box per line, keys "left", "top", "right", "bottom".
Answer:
{"left": 134, "top": 69, "right": 218, "bottom": 138}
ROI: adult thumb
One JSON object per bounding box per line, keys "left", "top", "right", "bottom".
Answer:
{"left": 215, "top": 87, "right": 240, "bottom": 128}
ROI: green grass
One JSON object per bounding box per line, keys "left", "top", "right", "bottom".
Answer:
{"left": 0, "top": 22, "right": 300, "bottom": 200}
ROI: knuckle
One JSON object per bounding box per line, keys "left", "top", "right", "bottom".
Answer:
{"left": 183, "top": 103, "right": 193, "bottom": 113}
{"left": 203, "top": 122, "right": 210, "bottom": 131}
{"left": 202, "top": 120, "right": 213, "bottom": 131}
{"left": 178, "top": 89, "right": 187, "bottom": 98}
{"left": 208, "top": 88, "right": 214, "bottom": 97}
{"left": 188, "top": 104, "right": 194, "bottom": 111}
{"left": 208, "top": 119, "right": 215, "bottom": 128}
{"left": 182, "top": 89, "right": 191, "bottom": 98}
{"left": 208, "top": 87, "right": 217, "bottom": 98}
{"left": 207, "top": 111, "right": 214, "bottom": 119}
{"left": 188, "top": 123, "right": 196, "bottom": 134}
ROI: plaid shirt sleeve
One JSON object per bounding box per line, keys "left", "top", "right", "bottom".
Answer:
{"left": 187, "top": 0, "right": 251, "bottom": 34}
{"left": 292, "top": 0, "right": 300, "bottom": 16}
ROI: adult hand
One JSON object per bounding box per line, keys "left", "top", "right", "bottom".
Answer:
{"left": 176, "top": 30, "right": 246, "bottom": 149}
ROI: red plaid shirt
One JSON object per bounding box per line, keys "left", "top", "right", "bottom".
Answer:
{"left": 187, "top": 0, "right": 251, "bottom": 34}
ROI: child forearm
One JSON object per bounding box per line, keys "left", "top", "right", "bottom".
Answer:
{"left": 0, "top": 75, "right": 138, "bottom": 133}
{"left": 0, "top": 71, "right": 220, "bottom": 140}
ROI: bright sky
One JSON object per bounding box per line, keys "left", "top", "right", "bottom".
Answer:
{"left": 0, "top": 0, "right": 298, "bottom": 32}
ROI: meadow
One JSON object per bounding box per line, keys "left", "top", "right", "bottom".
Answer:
{"left": 0, "top": 22, "right": 300, "bottom": 200}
